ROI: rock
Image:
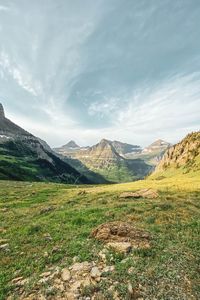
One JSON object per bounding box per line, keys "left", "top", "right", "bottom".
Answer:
{"left": 71, "top": 261, "right": 91, "bottom": 274}
{"left": 43, "top": 233, "right": 52, "bottom": 241}
{"left": 127, "top": 282, "right": 134, "bottom": 297}
{"left": 40, "top": 206, "right": 54, "bottom": 214}
{"left": 90, "top": 266, "right": 101, "bottom": 278}
{"left": 102, "top": 265, "right": 115, "bottom": 273}
{"left": 0, "top": 243, "right": 9, "bottom": 251}
{"left": 39, "top": 271, "right": 51, "bottom": 277}
{"left": 11, "top": 277, "right": 28, "bottom": 286}
{"left": 77, "top": 190, "right": 87, "bottom": 195}
{"left": 91, "top": 221, "right": 151, "bottom": 250}
{"left": 61, "top": 268, "right": 71, "bottom": 282}
{"left": 119, "top": 189, "right": 159, "bottom": 199}
{"left": 128, "top": 267, "right": 134, "bottom": 274}
{"left": 106, "top": 242, "right": 132, "bottom": 254}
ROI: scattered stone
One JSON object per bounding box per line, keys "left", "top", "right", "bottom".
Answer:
{"left": 127, "top": 282, "right": 134, "bottom": 296}
{"left": 0, "top": 243, "right": 9, "bottom": 251}
{"left": 128, "top": 267, "right": 134, "bottom": 274}
{"left": 119, "top": 188, "right": 159, "bottom": 199}
{"left": 39, "top": 271, "right": 51, "bottom": 278}
{"left": 0, "top": 208, "right": 9, "bottom": 212}
{"left": 61, "top": 268, "right": 71, "bottom": 282}
{"left": 71, "top": 261, "right": 92, "bottom": 274}
{"left": 39, "top": 206, "right": 54, "bottom": 214}
{"left": 77, "top": 190, "right": 87, "bottom": 196}
{"left": 11, "top": 277, "right": 28, "bottom": 286}
{"left": 43, "top": 251, "right": 48, "bottom": 258}
{"left": 90, "top": 266, "right": 101, "bottom": 279}
{"left": 43, "top": 233, "right": 52, "bottom": 241}
{"left": 106, "top": 242, "right": 132, "bottom": 254}
{"left": 103, "top": 265, "right": 115, "bottom": 273}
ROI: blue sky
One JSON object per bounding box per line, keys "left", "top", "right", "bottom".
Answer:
{"left": 0, "top": 0, "right": 200, "bottom": 147}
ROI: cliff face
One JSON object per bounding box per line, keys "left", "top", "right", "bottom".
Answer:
{"left": 154, "top": 132, "right": 200, "bottom": 174}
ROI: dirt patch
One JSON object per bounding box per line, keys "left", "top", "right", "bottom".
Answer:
{"left": 119, "top": 188, "right": 159, "bottom": 199}
{"left": 91, "top": 221, "right": 151, "bottom": 250}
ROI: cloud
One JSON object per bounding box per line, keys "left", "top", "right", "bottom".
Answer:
{"left": 0, "top": 0, "right": 200, "bottom": 147}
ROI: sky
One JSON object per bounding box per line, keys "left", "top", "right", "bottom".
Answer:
{"left": 0, "top": 0, "right": 200, "bottom": 147}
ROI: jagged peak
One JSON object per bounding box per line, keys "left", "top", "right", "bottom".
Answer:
{"left": 0, "top": 103, "right": 5, "bottom": 118}
{"left": 64, "top": 140, "right": 80, "bottom": 148}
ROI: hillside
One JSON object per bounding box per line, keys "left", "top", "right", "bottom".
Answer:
{"left": 0, "top": 104, "right": 89, "bottom": 184}
{"left": 66, "top": 139, "right": 151, "bottom": 183}
{"left": 152, "top": 131, "right": 200, "bottom": 178}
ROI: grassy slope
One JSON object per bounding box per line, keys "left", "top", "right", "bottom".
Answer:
{"left": 0, "top": 175, "right": 200, "bottom": 299}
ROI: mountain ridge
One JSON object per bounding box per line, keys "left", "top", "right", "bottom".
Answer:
{"left": 0, "top": 104, "right": 90, "bottom": 184}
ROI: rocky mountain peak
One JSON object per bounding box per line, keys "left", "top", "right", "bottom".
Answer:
{"left": 0, "top": 103, "right": 5, "bottom": 118}
{"left": 65, "top": 140, "right": 80, "bottom": 148}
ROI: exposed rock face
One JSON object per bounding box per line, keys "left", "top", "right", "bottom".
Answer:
{"left": 0, "top": 103, "right": 5, "bottom": 118}
{"left": 154, "top": 132, "right": 200, "bottom": 174}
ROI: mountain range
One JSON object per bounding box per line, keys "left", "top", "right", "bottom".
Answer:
{"left": 0, "top": 104, "right": 89, "bottom": 184}
{"left": 0, "top": 103, "right": 199, "bottom": 184}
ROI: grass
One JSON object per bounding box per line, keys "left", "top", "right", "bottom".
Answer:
{"left": 0, "top": 175, "right": 200, "bottom": 299}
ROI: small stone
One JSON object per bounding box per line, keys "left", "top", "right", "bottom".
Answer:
{"left": 43, "top": 233, "right": 52, "bottom": 241}
{"left": 39, "top": 271, "right": 51, "bottom": 277}
{"left": 103, "top": 265, "right": 115, "bottom": 273}
{"left": 106, "top": 242, "right": 132, "bottom": 254}
{"left": 128, "top": 267, "right": 134, "bottom": 274}
{"left": 43, "top": 251, "right": 48, "bottom": 257}
{"left": 0, "top": 243, "right": 9, "bottom": 251}
{"left": 128, "top": 282, "right": 134, "bottom": 295}
{"left": 90, "top": 267, "right": 101, "bottom": 278}
{"left": 61, "top": 268, "right": 71, "bottom": 282}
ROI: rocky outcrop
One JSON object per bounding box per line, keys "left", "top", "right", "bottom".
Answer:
{"left": 119, "top": 188, "right": 159, "bottom": 199}
{"left": 154, "top": 132, "right": 200, "bottom": 173}
{"left": 91, "top": 221, "right": 151, "bottom": 250}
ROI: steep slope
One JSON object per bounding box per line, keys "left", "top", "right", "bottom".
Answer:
{"left": 0, "top": 104, "right": 89, "bottom": 184}
{"left": 68, "top": 139, "right": 151, "bottom": 183}
{"left": 151, "top": 132, "right": 200, "bottom": 178}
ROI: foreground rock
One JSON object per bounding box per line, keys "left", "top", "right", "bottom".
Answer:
{"left": 91, "top": 221, "right": 151, "bottom": 251}
{"left": 119, "top": 188, "right": 159, "bottom": 199}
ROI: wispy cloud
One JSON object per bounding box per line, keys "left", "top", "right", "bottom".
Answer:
{"left": 0, "top": 0, "right": 200, "bottom": 147}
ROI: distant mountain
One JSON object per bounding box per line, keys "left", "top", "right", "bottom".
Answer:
{"left": 0, "top": 104, "right": 90, "bottom": 184}
{"left": 126, "top": 139, "right": 171, "bottom": 166}
{"left": 111, "top": 140, "right": 141, "bottom": 156}
{"left": 142, "top": 139, "right": 171, "bottom": 154}
{"left": 152, "top": 132, "right": 200, "bottom": 178}
{"left": 55, "top": 138, "right": 151, "bottom": 183}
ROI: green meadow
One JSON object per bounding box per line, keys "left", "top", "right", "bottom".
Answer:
{"left": 0, "top": 175, "right": 200, "bottom": 299}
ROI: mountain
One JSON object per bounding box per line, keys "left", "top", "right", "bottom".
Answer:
{"left": 55, "top": 138, "right": 151, "bottom": 183}
{"left": 0, "top": 104, "right": 90, "bottom": 184}
{"left": 142, "top": 139, "right": 171, "bottom": 154}
{"left": 111, "top": 140, "right": 141, "bottom": 156}
{"left": 152, "top": 132, "right": 200, "bottom": 178}
{"left": 126, "top": 139, "right": 171, "bottom": 166}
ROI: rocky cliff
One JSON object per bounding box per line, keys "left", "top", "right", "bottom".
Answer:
{"left": 153, "top": 131, "right": 200, "bottom": 176}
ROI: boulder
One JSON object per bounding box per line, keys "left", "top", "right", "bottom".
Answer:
{"left": 119, "top": 188, "right": 159, "bottom": 199}
{"left": 106, "top": 242, "right": 132, "bottom": 254}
